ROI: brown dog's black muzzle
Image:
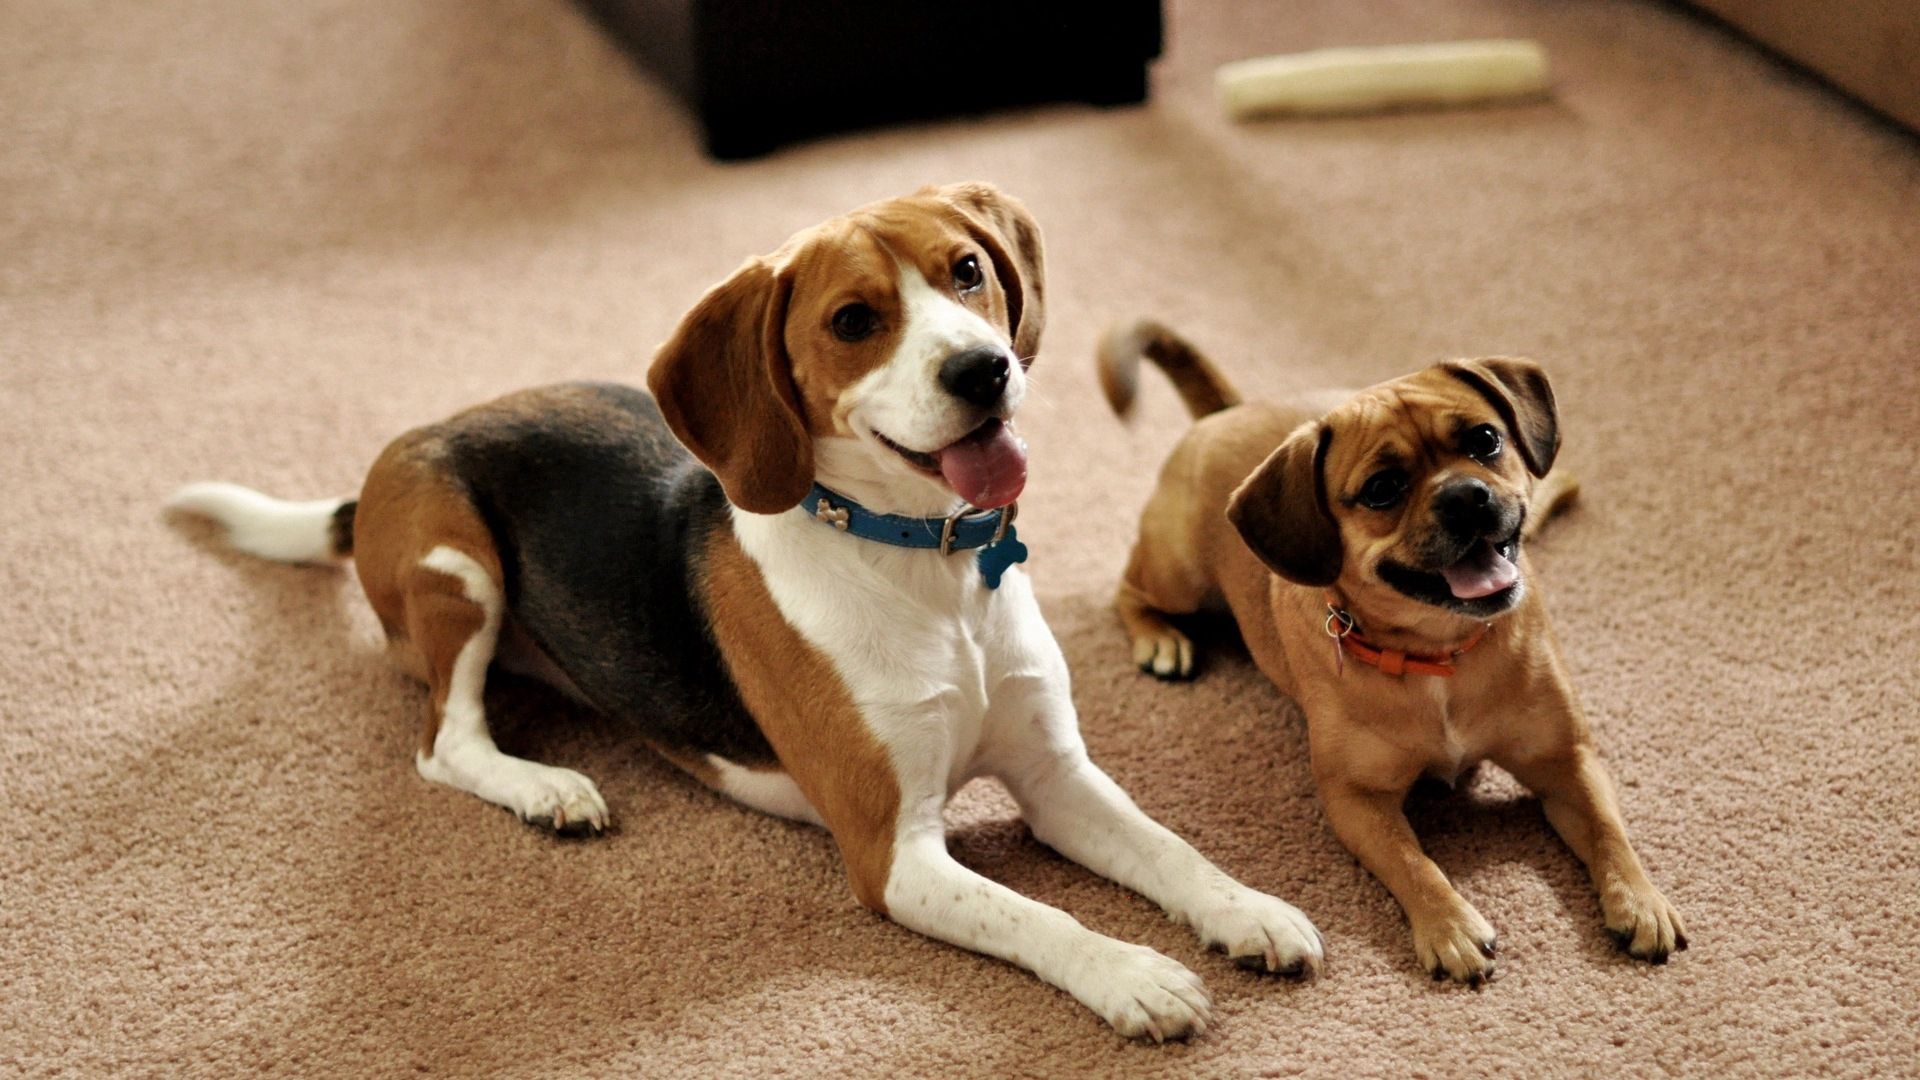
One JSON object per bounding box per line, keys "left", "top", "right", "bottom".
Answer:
{"left": 1433, "top": 479, "right": 1510, "bottom": 541}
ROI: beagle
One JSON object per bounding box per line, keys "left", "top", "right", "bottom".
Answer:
{"left": 167, "top": 184, "right": 1323, "bottom": 1039}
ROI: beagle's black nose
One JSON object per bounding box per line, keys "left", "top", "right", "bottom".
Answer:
{"left": 1434, "top": 478, "right": 1499, "bottom": 538}
{"left": 938, "top": 347, "right": 1010, "bottom": 408}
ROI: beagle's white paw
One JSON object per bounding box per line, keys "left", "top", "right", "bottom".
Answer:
{"left": 1067, "top": 941, "right": 1212, "bottom": 1041}
{"left": 416, "top": 749, "right": 611, "bottom": 836}
{"left": 1192, "top": 889, "right": 1326, "bottom": 976}
{"left": 511, "top": 764, "right": 610, "bottom": 835}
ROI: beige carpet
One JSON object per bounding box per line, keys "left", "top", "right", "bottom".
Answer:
{"left": 5, "top": 0, "right": 1917, "bottom": 1075}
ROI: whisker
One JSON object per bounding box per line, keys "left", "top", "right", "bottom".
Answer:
{"left": 1020, "top": 367, "right": 1056, "bottom": 409}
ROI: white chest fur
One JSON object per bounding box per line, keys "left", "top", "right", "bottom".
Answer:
{"left": 732, "top": 497, "right": 1323, "bottom": 1043}
{"left": 731, "top": 506, "right": 1063, "bottom": 794}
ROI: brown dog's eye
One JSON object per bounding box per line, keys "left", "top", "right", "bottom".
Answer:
{"left": 1462, "top": 424, "right": 1503, "bottom": 462}
{"left": 831, "top": 303, "right": 878, "bottom": 342}
{"left": 1357, "top": 468, "right": 1408, "bottom": 510}
{"left": 952, "top": 255, "right": 984, "bottom": 292}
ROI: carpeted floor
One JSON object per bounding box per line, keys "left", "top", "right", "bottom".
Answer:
{"left": 4, "top": 1, "right": 1917, "bottom": 1076}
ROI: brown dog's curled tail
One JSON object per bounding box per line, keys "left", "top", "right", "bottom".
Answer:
{"left": 1098, "top": 319, "right": 1243, "bottom": 420}
{"left": 1521, "top": 470, "right": 1580, "bottom": 542}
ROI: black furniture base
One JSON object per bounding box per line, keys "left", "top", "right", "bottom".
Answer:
{"left": 580, "top": 0, "right": 1164, "bottom": 159}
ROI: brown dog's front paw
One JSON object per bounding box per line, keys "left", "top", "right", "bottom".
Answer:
{"left": 1602, "top": 883, "right": 1687, "bottom": 964}
{"left": 1131, "top": 627, "right": 1194, "bottom": 680}
{"left": 1411, "top": 903, "right": 1499, "bottom": 985}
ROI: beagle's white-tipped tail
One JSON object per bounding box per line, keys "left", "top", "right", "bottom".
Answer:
{"left": 165, "top": 482, "right": 356, "bottom": 563}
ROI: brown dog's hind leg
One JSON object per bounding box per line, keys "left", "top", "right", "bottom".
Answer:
{"left": 1117, "top": 537, "right": 1210, "bottom": 679}
{"left": 1118, "top": 582, "right": 1194, "bottom": 680}
{"left": 1114, "top": 428, "right": 1225, "bottom": 680}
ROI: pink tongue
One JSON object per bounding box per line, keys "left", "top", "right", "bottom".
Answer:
{"left": 1440, "top": 540, "right": 1519, "bottom": 599}
{"left": 936, "top": 419, "right": 1028, "bottom": 509}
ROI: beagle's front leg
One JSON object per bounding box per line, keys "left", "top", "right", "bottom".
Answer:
{"left": 875, "top": 714, "right": 1213, "bottom": 1041}
{"left": 985, "top": 675, "right": 1325, "bottom": 977}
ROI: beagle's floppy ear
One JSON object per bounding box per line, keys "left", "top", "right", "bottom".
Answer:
{"left": 648, "top": 257, "right": 813, "bottom": 514}
{"left": 1445, "top": 357, "right": 1559, "bottom": 477}
{"left": 931, "top": 182, "right": 1046, "bottom": 363}
{"left": 1227, "top": 422, "right": 1344, "bottom": 587}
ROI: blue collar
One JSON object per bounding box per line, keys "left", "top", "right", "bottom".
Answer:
{"left": 803, "top": 482, "right": 1028, "bottom": 589}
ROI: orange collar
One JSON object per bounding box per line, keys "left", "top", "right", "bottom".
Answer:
{"left": 1322, "top": 592, "right": 1489, "bottom": 678}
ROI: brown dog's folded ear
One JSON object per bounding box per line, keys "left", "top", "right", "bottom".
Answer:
{"left": 647, "top": 258, "right": 812, "bottom": 514}
{"left": 1227, "top": 422, "right": 1344, "bottom": 587}
{"left": 1446, "top": 358, "right": 1559, "bottom": 477}
{"left": 930, "top": 182, "right": 1046, "bottom": 364}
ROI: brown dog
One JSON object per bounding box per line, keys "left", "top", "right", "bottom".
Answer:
{"left": 1100, "top": 319, "right": 1687, "bottom": 983}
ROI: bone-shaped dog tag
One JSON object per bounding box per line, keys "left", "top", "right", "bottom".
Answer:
{"left": 976, "top": 526, "right": 1028, "bottom": 590}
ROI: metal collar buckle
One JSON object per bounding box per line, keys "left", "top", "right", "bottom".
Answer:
{"left": 938, "top": 501, "right": 1018, "bottom": 557}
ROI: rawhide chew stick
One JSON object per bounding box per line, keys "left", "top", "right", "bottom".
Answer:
{"left": 1217, "top": 40, "right": 1551, "bottom": 119}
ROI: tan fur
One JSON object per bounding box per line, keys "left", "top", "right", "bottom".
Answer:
{"left": 268, "top": 191, "right": 1341, "bottom": 1037}
{"left": 349, "top": 190, "right": 1035, "bottom": 898}
{"left": 648, "top": 183, "right": 1042, "bottom": 513}
{"left": 699, "top": 527, "right": 901, "bottom": 915}
{"left": 1113, "top": 332, "right": 1686, "bottom": 980}
{"left": 1097, "top": 318, "right": 1244, "bottom": 419}
{"left": 642, "top": 742, "right": 721, "bottom": 788}
{"left": 352, "top": 432, "right": 503, "bottom": 755}
{"left": 644, "top": 259, "right": 813, "bottom": 513}
{"left": 632, "top": 187, "right": 1039, "bottom": 903}
{"left": 354, "top": 385, "right": 719, "bottom": 768}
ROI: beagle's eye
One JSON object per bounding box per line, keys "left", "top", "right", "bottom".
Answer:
{"left": 1462, "top": 423, "right": 1503, "bottom": 462}
{"left": 831, "top": 303, "right": 878, "bottom": 342}
{"left": 1357, "top": 468, "right": 1408, "bottom": 510}
{"left": 952, "top": 255, "right": 984, "bottom": 292}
